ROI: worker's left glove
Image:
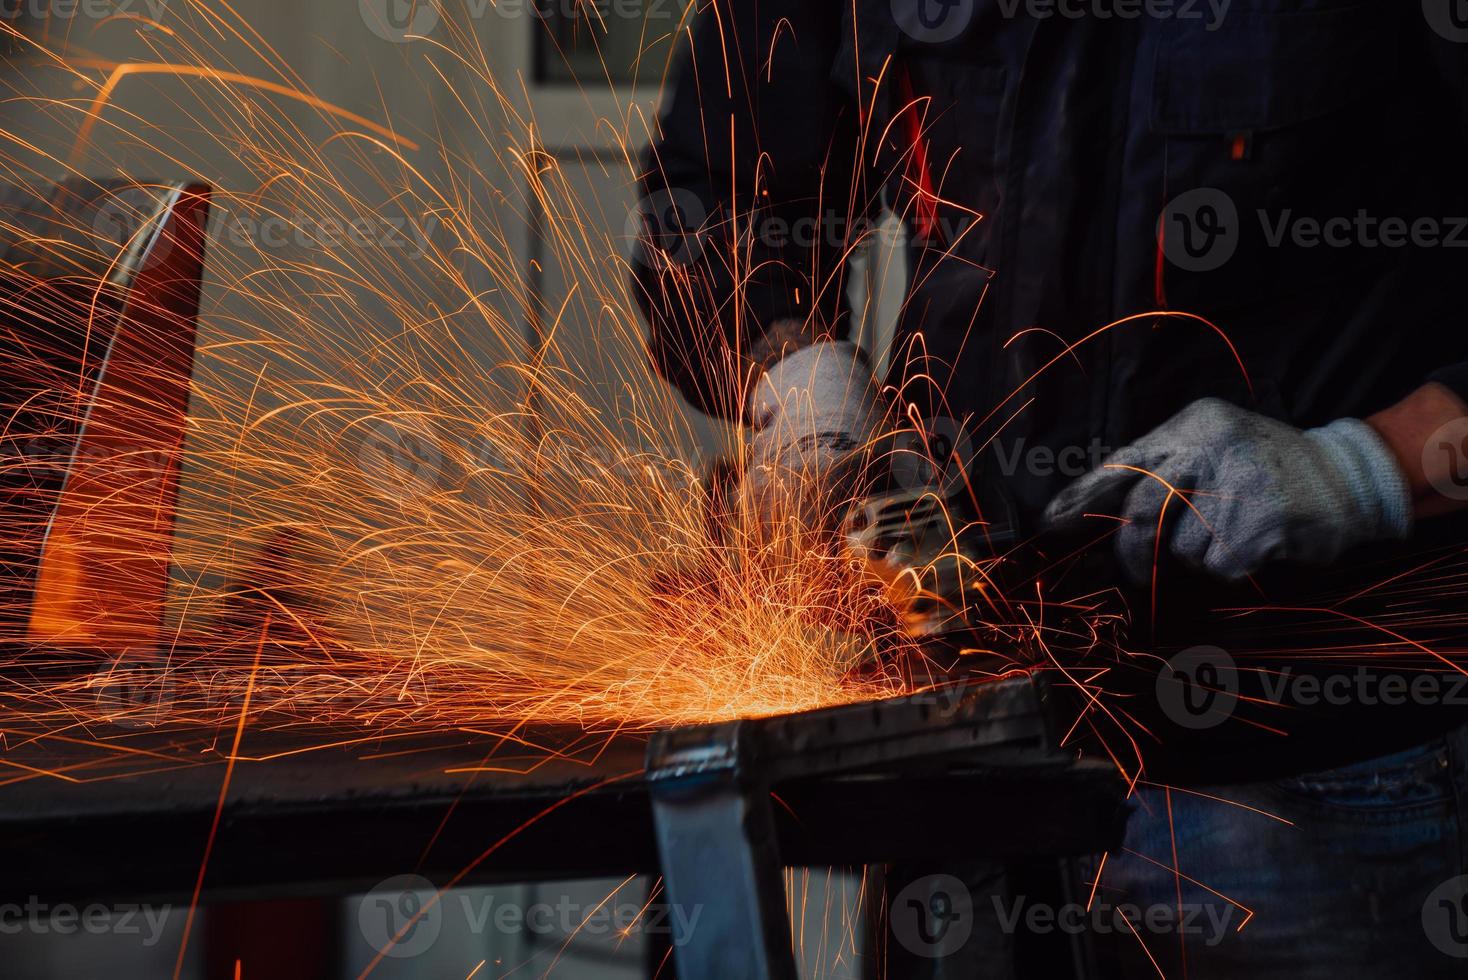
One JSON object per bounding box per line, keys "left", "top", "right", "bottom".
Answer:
{"left": 745, "top": 338, "right": 885, "bottom": 537}
{"left": 1043, "top": 398, "right": 1413, "bottom": 583}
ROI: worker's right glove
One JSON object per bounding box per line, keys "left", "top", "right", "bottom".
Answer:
{"left": 744, "top": 338, "right": 885, "bottom": 538}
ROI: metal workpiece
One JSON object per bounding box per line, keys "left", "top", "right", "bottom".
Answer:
{"left": 647, "top": 671, "right": 1081, "bottom": 789}
{"left": 753, "top": 671, "right": 1060, "bottom": 780}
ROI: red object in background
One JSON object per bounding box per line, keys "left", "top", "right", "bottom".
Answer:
{"left": 897, "top": 68, "right": 944, "bottom": 248}
{"left": 204, "top": 898, "right": 340, "bottom": 980}
{"left": 0, "top": 180, "right": 210, "bottom": 646}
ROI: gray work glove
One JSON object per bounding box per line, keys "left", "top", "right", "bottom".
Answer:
{"left": 1043, "top": 398, "right": 1413, "bottom": 583}
{"left": 745, "top": 338, "right": 884, "bottom": 535}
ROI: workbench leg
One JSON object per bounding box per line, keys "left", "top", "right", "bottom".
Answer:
{"left": 649, "top": 775, "right": 797, "bottom": 980}
{"left": 1007, "top": 857, "right": 1108, "bottom": 980}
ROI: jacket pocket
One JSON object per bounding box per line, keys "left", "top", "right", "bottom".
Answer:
{"left": 1152, "top": 3, "right": 1393, "bottom": 136}
{"left": 1149, "top": 2, "right": 1405, "bottom": 307}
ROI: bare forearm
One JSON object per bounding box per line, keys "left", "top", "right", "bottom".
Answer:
{"left": 1366, "top": 382, "right": 1468, "bottom": 520}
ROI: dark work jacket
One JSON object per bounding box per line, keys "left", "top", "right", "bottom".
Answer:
{"left": 633, "top": 0, "right": 1468, "bottom": 780}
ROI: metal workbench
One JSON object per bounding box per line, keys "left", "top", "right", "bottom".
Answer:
{"left": 0, "top": 660, "right": 1128, "bottom": 978}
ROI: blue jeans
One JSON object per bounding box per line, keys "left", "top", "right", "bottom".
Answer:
{"left": 885, "top": 726, "right": 1468, "bottom": 978}
{"left": 1104, "top": 725, "right": 1468, "bottom": 978}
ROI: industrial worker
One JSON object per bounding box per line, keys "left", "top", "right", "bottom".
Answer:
{"left": 632, "top": 1, "right": 1468, "bottom": 976}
